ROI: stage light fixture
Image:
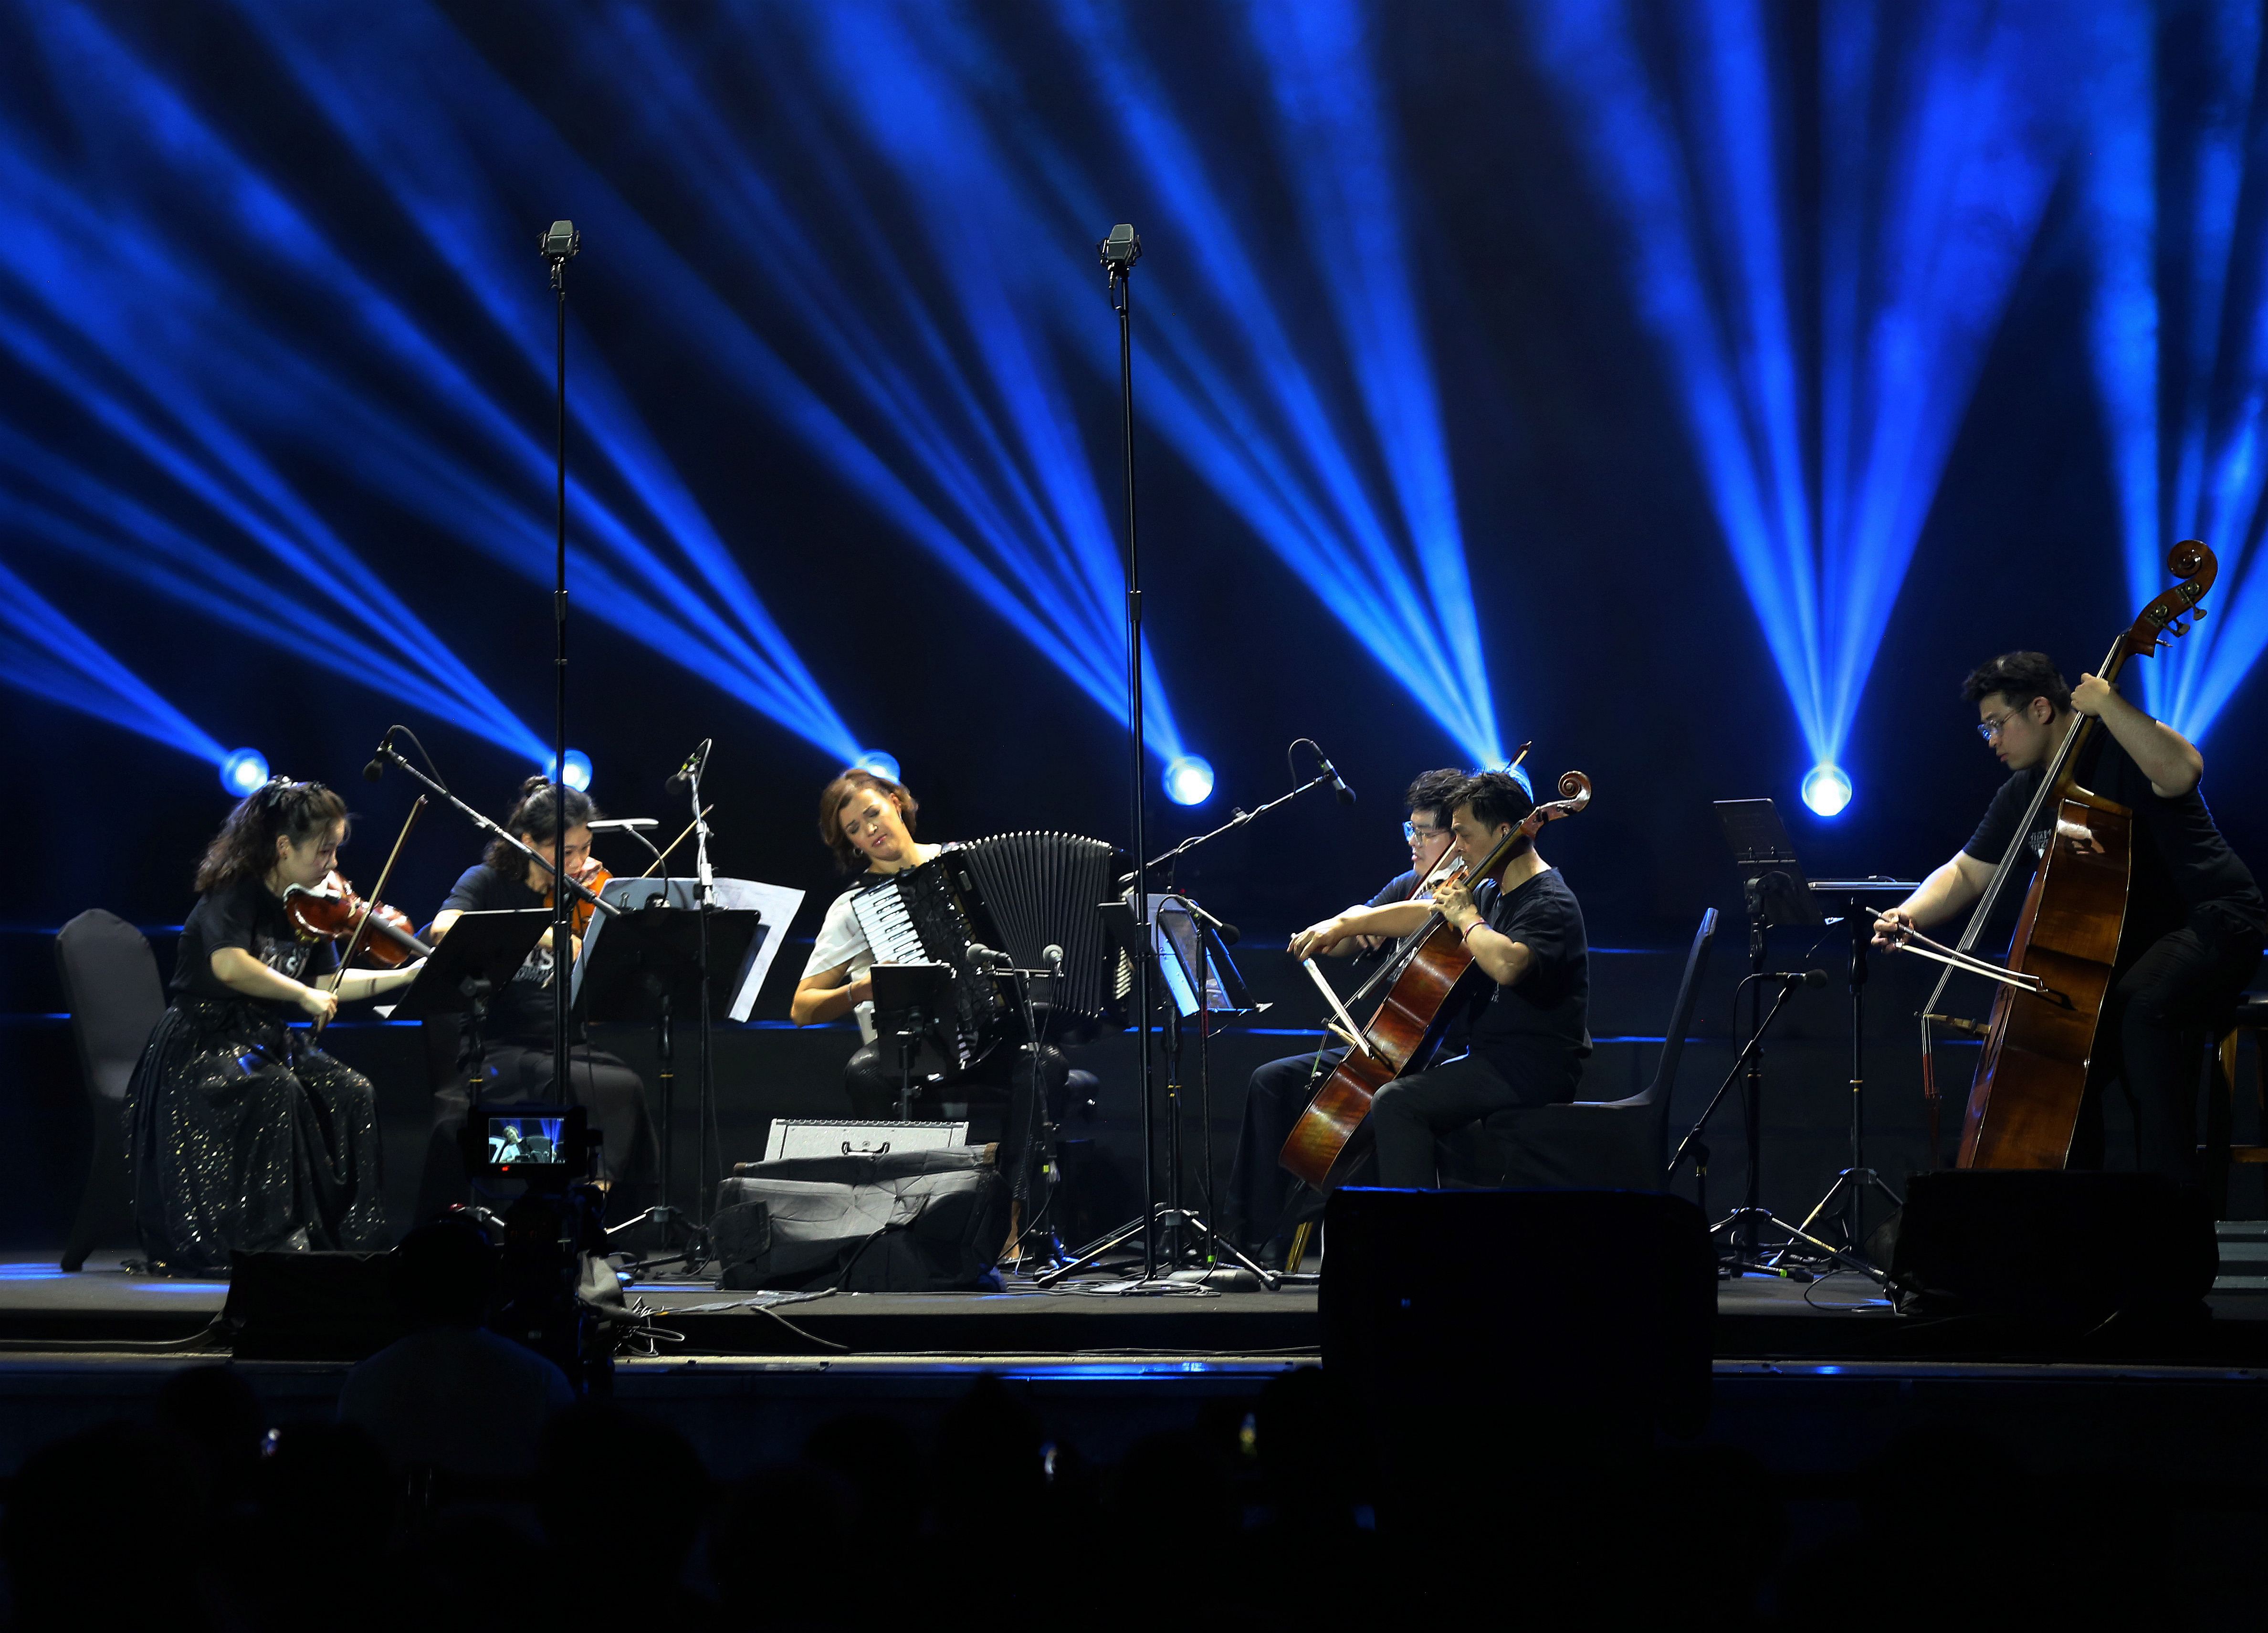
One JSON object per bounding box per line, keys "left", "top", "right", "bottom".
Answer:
{"left": 853, "top": 750, "right": 902, "bottom": 782}
{"left": 1801, "top": 764, "right": 1853, "bottom": 819}
{"left": 547, "top": 750, "right": 592, "bottom": 793}
{"left": 1163, "top": 755, "right": 1215, "bottom": 807}
{"left": 219, "top": 748, "right": 270, "bottom": 797}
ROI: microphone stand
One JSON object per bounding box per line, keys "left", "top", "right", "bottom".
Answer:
{"left": 540, "top": 221, "right": 581, "bottom": 1105}
{"left": 685, "top": 753, "right": 716, "bottom": 1271}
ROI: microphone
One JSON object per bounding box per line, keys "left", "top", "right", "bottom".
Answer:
{"left": 1775, "top": 968, "right": 1830, "bottom": 989}
{"left": 665, "top": 739, "right": 712, "bottom": 796}
{"left": 1042, "top": 943, "right": 1065, "bottom": 970}
{"left": 363, "top": 729, "right": 396, "bottom": 784}
{"left": 1312, "top": 743, "right": 1356, "bottom": 806}
{"left": 538, "top": 220, "right": 581, "bottom": 263}
{"left": 966, "top": 942, "right": 1013, "bottom": 968}
{"left": 1098, "top": 223, "right": 1141, "bottom": 273}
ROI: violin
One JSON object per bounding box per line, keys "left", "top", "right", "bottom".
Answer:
{"left": 544, "top": 854, "right": 614, "bottom": 936}
{"left": 284, "top": 870, "right": 434, "bottom": 968}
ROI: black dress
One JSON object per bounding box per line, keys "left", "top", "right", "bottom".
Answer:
{"left": 123, "top": 874, "right": 386, "bottom": 1275}
{"left": 412, "top": 861, "right": 657, "bottom": 1222}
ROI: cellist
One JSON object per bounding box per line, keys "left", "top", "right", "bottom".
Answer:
{"left": 1874, "top": 652, "right": 2265, "bottom": 1179}
{"left": 1292, "top": 770, "right": 1592, "bottom": 1187}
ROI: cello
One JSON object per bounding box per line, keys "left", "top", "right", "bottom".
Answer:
{"left": 1279, "top": 767, "right": 1593, "bottom": 1190}
{"left": 1890, "top": 540, "right": 2217, "bottom": 1168}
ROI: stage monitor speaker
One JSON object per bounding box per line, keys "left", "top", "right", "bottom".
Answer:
{"left": 223, "top": 1251, "right": 403, "bottom": 1361}
{"left": 1320, "top": 1187, "right": 1716, "bottom": 1441}
{"left": 1883, "top": 1171, "right": 2217, "bottom": 1321}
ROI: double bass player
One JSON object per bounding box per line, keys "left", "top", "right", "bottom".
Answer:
{"left": 1875, "top": 651, "right": 2264, "bottom": 1180}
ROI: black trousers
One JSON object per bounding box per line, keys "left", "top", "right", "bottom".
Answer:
{"left": 415, "top": 1041, "right": 658, "bottom": 1224}
{"left": 1221, "top": 1048, "right": 1342, "bottom": 1251}
{"left": 1373, "top": 1051, "right": 1571, "bottom": 1188}
{"left": 2071, "top": 908, "right": 2264, "bottom": 1182}
{"left": 843, "top": 1038, "right": 1069, "bottom": 1204}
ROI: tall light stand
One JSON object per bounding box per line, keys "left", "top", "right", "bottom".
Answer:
{"left": 539, "top": 219, "right": 581, "bottom": 1094}
{"left": 1101, "top": 223, "right": 1156, "bottom": 1283}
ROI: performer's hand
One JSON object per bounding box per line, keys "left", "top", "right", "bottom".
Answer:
{"left": 1290, "top": 917, "right": 1346, "bottom": 961}
{"left": 2071, "top": 671, "right": 2116, "bottom": 717}
{"left": 1872, "top": 908, "right": 1914, "bottom": 951}
{"left": 295, "top": 984, "right": 339, "bottom": 1022}
{"left": 1435, "top": 877, "right": 1477, "bottom": 927}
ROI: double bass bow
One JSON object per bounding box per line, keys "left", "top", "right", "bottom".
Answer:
{"left": 1279, "top": 766, "right": 1593, "bottom": 1190}
{"left": 1896, "top": 539, "right": 2217, "bottom": 1169}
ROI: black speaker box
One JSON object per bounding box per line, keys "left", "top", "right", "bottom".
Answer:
{"left": 223, "top": 1251, "right": 404, "bottom": 1361}
{"left": 1319, "top": 1187, "right": 1717, "bottom": 1440}
{"left": 1883, "top": 1170, "right": 2218, "bottom": 1321}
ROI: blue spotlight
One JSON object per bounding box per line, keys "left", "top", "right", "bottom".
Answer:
{"left": 853, "top": 750, "right": 902, "bottom": 783}
{"left": 547, "top": 750, "right": 592, "bottom": 793}
{"left": 1164, "top": 755, "right": 1215, "bottom": 807}
{"left": 1801, "top": 764, "right": 1853, "bottom": 819}
{"left": 219, "top": 748, "right": 269, "bottom": 797}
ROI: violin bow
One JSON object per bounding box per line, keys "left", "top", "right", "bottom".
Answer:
{"left": 321, "top": 796, "right": 427, "bottom": 1025}
{"left": 639, "top": 805, "right": 715, "bottom": 878}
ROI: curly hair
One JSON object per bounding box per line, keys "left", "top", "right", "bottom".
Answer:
{"left": 483, "top": 776, "right": 603, "bottom": 869}
{"left": 817, "top": 768, "right": 918, "bottom": 873}
{"left": 194, "top": 778, "right": 349, "bottom": 893}
{"left": 1961, "top": 651, "right": 2072, "bottom": 715}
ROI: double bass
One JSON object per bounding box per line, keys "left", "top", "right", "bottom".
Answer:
{"left": 1891, "top": 540, "right": 2217, "bottom": 1167}
{"left": 1279, "top": 767, "right": 1593, "bottom": 1190}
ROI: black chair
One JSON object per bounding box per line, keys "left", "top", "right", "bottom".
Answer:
{"left": 1443, "top": 907, "right": 1718, "bottom": 1190}
{"left": 53, "top": 910, "right": 167, "bottom": 1271}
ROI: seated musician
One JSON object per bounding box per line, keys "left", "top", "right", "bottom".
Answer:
{"left": 1293, "top": 770, "right": 1591, "bottom": 1188}
{"left": 1221, "top": 768, "right": 1467, "bottom": 1262}
{"left": 414, "top": 777, "right": 658, "bottom": 1221}
{"left": 1873, "top": 652, "right": 2265, "bottom": 1179}
{"left": 123, "top": 778, "right": 417, "bottom": 1275}
{"left": 790, "top": 768, "right": 1067, "bottom": 1197}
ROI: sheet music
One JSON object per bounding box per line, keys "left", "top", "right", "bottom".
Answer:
{"left": 571, "top": 876, "right": 807, "bottom": 1022}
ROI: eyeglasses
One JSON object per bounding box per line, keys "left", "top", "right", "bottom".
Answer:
{"left": 1977, "top": 705, "right": 2025, "bottom": 743}
{"left": 1403, "top": 821, "right": 1448, "bottom": 844}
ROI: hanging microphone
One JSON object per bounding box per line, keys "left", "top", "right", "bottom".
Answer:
{"left": 1312, "top": 743, "right": 1357, "bottom": 806}
{"left": 665, "top": 739, "right": 712, "bottom": 796}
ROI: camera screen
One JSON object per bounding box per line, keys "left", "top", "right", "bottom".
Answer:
{"left": 487, "top": 1115, "right": 567, "bottom": 1169}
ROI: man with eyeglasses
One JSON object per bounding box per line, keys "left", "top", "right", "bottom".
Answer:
{"left": 1219, "top": 767, "right": 1469, "bottom": 1264}
{"left": 1873, "top": 651, "right": 2264, "bottom": 1179}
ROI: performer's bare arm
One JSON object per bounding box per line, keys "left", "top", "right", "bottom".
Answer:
{"left": 1291, "top": 901, "right": 1430, "bottom": 961}
{"left": 792, "top": 959, "right": 874, "bottom": 1026}
{"left": 1874, "top": 853, "right": 1994, "bottom": 947}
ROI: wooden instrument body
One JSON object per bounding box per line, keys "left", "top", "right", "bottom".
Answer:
{"left": 1278, "top": 915, "right": 1483, "bottom": 1189}
{"left": 1958, "top": 789, "right": 2132, "bottom": 1167}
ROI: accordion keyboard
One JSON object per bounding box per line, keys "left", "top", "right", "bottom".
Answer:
{"left": 848, "top": 879, "right": 928, "bottom": 967}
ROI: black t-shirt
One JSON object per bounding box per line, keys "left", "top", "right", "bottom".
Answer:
{"left": 442, "top": 861, "right": 576, "bottom": 1046}
{"left": 1463, "top": 867, "right": 1591, "bottom": 1098}
{"left": 1367, "top": 870, "right": 1423, "bottom": 910}
{"left": 171, "top": 874, "right": 336, "bottom": 1017}
{"left": 1963, "top": 728, "right": 2267, "bottom": 940}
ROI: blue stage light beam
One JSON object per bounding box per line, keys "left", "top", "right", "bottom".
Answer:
{"left": 2081, "top": 0, "right": 2268, "bottom": 744}
{"left": 1054, "top": 0, "right": 1506, "bottom": 768}
{"left": 15, "top": 2, "right": 863, "bottom": 766}
{"left": 1522, "top": 0, "right": 2071, "bottom": 796}
{"left": 553, "top": 0, "right": 1188, "bottom": 761}
{"left": 0, "top": 555, "right": 228, "bottom": 767}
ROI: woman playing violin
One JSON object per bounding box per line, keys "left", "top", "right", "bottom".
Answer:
{"left": 1293, "top": 770, "right": 1592, "bottom": 1189}
{"left": 124, "top": 778, "right": 418, "bottom": 1275}
{"left": 415, "top": 777, "right": 655, "bottom": 1220}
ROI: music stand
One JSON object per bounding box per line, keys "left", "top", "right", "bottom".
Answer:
{"left": 869, "top": 962, "right": 959, "bottom": 1122}
{"left": 388, "top": 909, "right": 552, "bottom": 1152}
{"left": 1707, "top": 800, "right": 1840, "bottom": 1275}
{"left": 577, "top": 899, "right": 760, "bottom": 1270}
{"left": 1778, "top": 877, "right": 1917, "bottom": 1269}
{"left": 1038, "top": 894, "right": 1276, "bottom": 1288}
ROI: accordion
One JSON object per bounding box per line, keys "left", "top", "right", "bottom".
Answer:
{"left": 849, "top": 831, "right": 1119, "bottom": 1068}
